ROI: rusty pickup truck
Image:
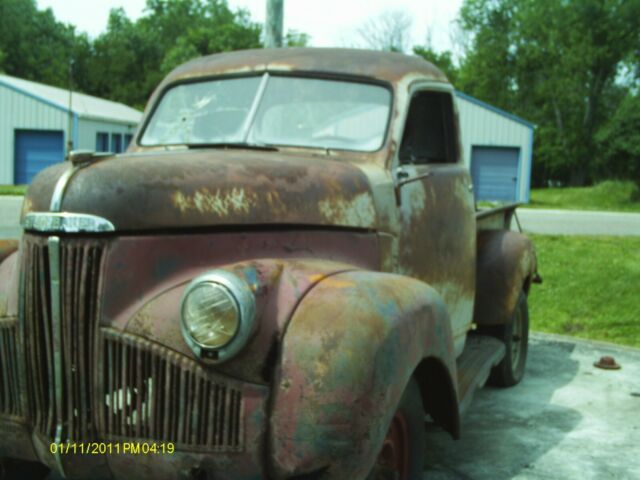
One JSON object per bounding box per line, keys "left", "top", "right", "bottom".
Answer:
{"left": 0, "top": 48, "right": 538, "bottom": 480}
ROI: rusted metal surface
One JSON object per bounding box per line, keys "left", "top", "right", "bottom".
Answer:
{"left": 476, "top": 203, "right": 521, "bottom": 231}
{"left": 120, "top": 256, "right": 376, "bottom": 385}
{"left": 0, "top": 240, "right": 18, "bottom": 264}
{"left": 2, "top": 48, "right": 539, "bottom": 479}
{"left": 269, "top": 270, "right": 457, "bottom": 479}
{"left": 395, "top": 164, "right": 477, "bottom": 357}
{"left": 163, "top": 47, "right": 447, "bottom": 87}
{"left": 474, "top": 230, "right": 537, "bottom": 327}
{"left": 25, "top": 150, "right": 383, "bottom": 233}
{"left": 19, "top": 235, "right": 105, "bottom": 441}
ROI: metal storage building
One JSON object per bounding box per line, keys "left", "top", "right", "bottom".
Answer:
{"left": 0, "top": 74, "right": 142, "bottom": 185}
{"left": 456, "top": 92, "right": 535, "bottom": 203}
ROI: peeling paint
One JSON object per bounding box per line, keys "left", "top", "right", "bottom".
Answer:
{"left": 172, "top": 187, "right": 257, "bottom": 216}
{"left": 318, "top": 193, "right": 376, "bottom": 227}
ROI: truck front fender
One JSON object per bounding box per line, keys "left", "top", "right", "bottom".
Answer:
{"left": 269, "top": 271, "right": 457, "bottom": 479}
{"left": 0, "top": 240, "right": 18, "bottom": 265}
{"left": 474, "top": 230, "right": 537, "bottom": 326}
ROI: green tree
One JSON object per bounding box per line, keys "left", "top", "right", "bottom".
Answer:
{"left": 457, "top": 0, "right": 640, "bottom": 185}
{"left": 88, "top": 0, "right": 261, "bottom": 108}
{"left": 413, "top": 46, "right": 459, "bottom": 85}
{"left": 285, "top": 30, "right": 310, "bottom": 47}
{"left": 595, "top": 92, "right": 640, "bottom": 182}
{"left": 0, "top": 0, "right": 79, "bottom": 87}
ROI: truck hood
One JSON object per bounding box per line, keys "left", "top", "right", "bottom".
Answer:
{"left": 23, "top": 149, "right": 381, "bottom": 232}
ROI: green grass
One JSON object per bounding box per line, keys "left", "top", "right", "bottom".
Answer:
{"left": 525, "top": 180, "right": 640, "bottom": 212}
{"left": 529, "top": 234, "right": 640, "bottom": 348}
{"left": 0, "top": 185, "right": 27, "bottom": 196}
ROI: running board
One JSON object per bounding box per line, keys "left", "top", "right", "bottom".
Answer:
{"left": 457, "top": 334, "right": 505, "bottom": 416}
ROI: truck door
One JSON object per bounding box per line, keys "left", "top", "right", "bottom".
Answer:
{"left": 394, "top": 87, "right": 476, "bottom": 357}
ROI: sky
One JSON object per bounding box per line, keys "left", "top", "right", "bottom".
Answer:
{"left": 37, "top": 0, "right": 465, "bottom": 53}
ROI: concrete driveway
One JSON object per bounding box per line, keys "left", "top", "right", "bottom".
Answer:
{"left": 515, "top": 208, "right": 640, "bottom": 236}
{"left": 424, "top": 333, "right": 640, "bottom": 479}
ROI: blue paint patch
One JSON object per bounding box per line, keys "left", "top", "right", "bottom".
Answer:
{"left": 240, "top": 266, "right": 259, "bottom": 291}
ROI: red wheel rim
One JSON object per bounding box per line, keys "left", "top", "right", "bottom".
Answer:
{"left": 375, "top": 412, "right": 410, "bottom": 479}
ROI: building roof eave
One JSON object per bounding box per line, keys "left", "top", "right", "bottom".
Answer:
{"left": 455, "top": 91, "right": 536, "bottom": 130}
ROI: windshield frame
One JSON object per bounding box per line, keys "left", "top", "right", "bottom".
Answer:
{"left": 136, "top": 72, "right": 395, "bottom": 154}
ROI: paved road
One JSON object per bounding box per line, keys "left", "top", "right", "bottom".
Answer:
{"left": 424, "top": 333, "right": 640, "bottom": 479}
{"left": 0, "top": 196, "right": 23, "bottom": 239}
{"left": 1, "top": 196, "right": 639, "bottom": 237}
{"left": 515, "top": 208, "right": 640, "bottom": 236}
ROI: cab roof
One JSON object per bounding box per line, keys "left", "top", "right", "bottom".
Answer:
{"left": 162, "top": 48, "right": 449, "bottom": 87}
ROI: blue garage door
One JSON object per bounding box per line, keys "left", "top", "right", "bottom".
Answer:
{"left": 471, "top": 147, "right": 520, "bottom": 202}
{"left": 14, "top": 130, "right": 65, "bottom": 184}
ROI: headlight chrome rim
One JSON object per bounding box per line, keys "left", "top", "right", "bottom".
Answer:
{"left": 180, "top": 270, "right": 256, "bottom": 364}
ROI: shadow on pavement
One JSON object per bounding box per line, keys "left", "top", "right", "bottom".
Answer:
{"left": 423, "top": 337, "right": 581, "bottom": 479}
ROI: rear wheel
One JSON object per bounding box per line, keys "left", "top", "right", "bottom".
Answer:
{"left": 368, "top": 378, "right": 425, "bottom": 480}
{"left": 487, "top": 291, "right": 529, "bottom": 387}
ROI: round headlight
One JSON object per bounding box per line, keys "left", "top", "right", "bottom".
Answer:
{"left": 180, "top": 270, "right": 256, "bottom": 363}
{"left": 182, "top": 282, "right": 240, "bottom": 348}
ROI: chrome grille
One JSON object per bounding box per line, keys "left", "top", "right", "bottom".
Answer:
{"left": 0, "top": 321, "right": 21, "bottom": 417}
{"left": 21, "top": 235, "right": 105, "bottom": 440}
{"left": 101, "top": 330, "right": 244, "bottom": 451}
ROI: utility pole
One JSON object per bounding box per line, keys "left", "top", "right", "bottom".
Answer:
{"left": 265, "top": 0, "right": 283, "bottom": 48}
{"left": 66, "top": 59, "right": 74, "bottom": 159}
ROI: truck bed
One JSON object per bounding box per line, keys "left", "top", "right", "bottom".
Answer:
{"left": 476, "top": 202, "right": 522, "bottom": 231}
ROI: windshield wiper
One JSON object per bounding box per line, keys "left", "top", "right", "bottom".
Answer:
{"left": 186, "top": 142, "right": 278, "bottom": 151}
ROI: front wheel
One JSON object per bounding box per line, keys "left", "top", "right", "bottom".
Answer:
{"left": 368, "top": 378, "right": 425, "bottom": 480}
{"left": 487, "top": 291, "right": 529, "bottom": 387}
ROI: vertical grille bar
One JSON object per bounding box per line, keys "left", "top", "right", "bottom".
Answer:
{"left": 21, "top": 235, "right": 105, "bottom": 442}
{"left": 101, "top": 331, "right": 244, "bottom": 451}
{"left": 0, "top": 322, "right": 21, "bottom": 417}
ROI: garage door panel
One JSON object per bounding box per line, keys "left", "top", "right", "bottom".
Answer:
{"left": 471, "top": 147, "right": 519, "bottom": 202}
{"left": 14, "top": 130, "right": 65, "bottom": 184}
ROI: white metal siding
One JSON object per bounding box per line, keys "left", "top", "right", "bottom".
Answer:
{"left": 1, "top": 84, "right": 142, "bottom": 184}
{"left": 77, "top": 118, "right": 138, "bottom": 152}
{"left": 456, "top": 95, "right": 532, "bottom": 202}
{"left": 0, "top": 84, "right": 69, "bottom": 184}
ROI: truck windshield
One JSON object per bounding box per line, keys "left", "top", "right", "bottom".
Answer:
{"left": 140, "top": 74, "right": 391, "bottom": 152}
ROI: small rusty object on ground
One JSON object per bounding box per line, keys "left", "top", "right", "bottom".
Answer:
{"left": 593, "top": 356, "right": 621, "bottom": 370}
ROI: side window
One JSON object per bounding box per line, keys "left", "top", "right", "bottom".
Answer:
{"left": 399, "top": 91, "right": 457, "bottom": 165}
{"left": 111, "top": 133, "right": 123, "bottom": 153}
{"left": 96, "top": 132, "right": 109, "bottom": 152}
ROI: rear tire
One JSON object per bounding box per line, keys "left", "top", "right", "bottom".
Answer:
{"left": 368, "top": 377, "right": 425, "bottom": 480}
{"left": 487, "top": 291, "right": 529, "bottom": 387}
